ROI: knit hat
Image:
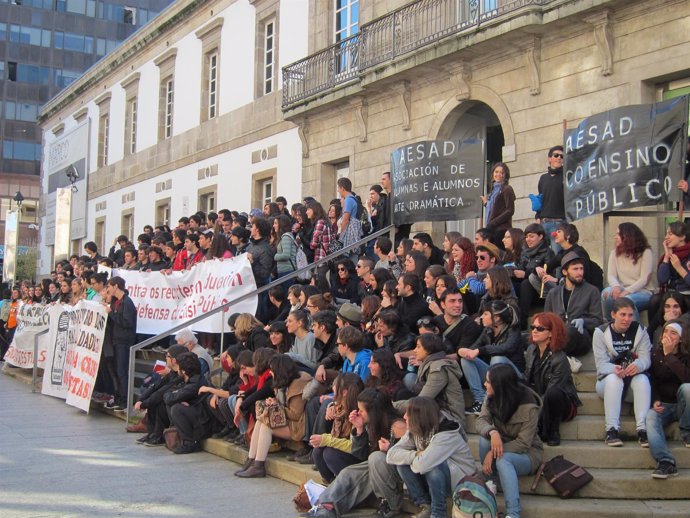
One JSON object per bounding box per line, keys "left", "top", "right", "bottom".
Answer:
{"left": 337, "top": 303, "right": 362, "bottom": 325}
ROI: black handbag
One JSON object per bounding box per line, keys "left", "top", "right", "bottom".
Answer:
{"left": 530, "top": 455, "right": 593, "bottom": 498}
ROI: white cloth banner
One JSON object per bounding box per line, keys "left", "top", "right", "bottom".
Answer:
{"left": 4, "top": 302, "right": 50, "bottom": 369}
{"left": 113, "top": 255, "right": 258, "bottom": 335}
{"left": 42, "top": 301, "right": 107, "bottom": 413}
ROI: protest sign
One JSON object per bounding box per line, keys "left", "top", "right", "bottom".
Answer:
{"left": 41, "top": 301, "right": 107, "bottom": 413}
{"left": 564, "top": 96, "right": 689, "bottom": 221}
{"left": 4, "top": 302, "right": 50, "bottom": 369}
{"left": 390, "top": 139, "right": 485, "bottom": 225}
{"left": 113, "top": 255, "right": 258, "bottom": 335}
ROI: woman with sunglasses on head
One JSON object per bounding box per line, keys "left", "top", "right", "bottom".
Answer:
{"left": 458, "top": 300, "right": 526, "bottom": 416}
{"left": 476, "top": 363, "right": 543, "bottom": 518}
{"left": 524, "top": 312, "right": 581, "bottom": 446}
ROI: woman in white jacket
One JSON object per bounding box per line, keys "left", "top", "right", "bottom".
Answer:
{"left": 593, "top": 297, "right": 652, "bottom": 447}
{"left": 387, "top": 397, "right": 475, "bottom": 518}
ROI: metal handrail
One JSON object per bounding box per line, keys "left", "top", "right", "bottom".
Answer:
{"left": 125, "top": 224, "right": 395, "bottom": 424}
{"left": 282, "top": 0, "right": 556, "bottom": 108}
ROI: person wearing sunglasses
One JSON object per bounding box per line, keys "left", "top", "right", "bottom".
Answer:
{"left": 457, "top": 242, "right": 500, "bottom": 316}
{"left": 524, "top": 313, "right": 581, "bottom": 446}
{"left": 535, "top": 145, "right": 566, "bottom": 253}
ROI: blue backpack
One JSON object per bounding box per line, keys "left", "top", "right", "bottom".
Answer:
{"left": 452, "top": 474, "right": 498, "bottom": 518}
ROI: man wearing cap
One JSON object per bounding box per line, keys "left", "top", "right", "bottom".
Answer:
{"left": 336, "top": 303, "right": 362, "bottom": 329}
{"left": 545, "top": 252, "right": 603, "bottom": 356}
{"left": 645, "top": 320, "right": 690, "bottom": 479}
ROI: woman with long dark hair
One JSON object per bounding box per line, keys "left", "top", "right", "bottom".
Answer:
{"left": 428, "top": 274, "right": 456, "bottom": 316}
{"left": 524, "top": 312, "right": 581, "bottom": 446}
{"left": 387, "top": 397, "right": 475, "bottom": 518}
{"left": 502, "top": 228, "right": 525, "bottom": 267}
{"left": 370, "top": 268, "right": 394, "bottom": 298}
{"left": 235, "top": 355, "right": 312, "bottom": 478}
{"left": 481, "top": 162, "right": 516, "bottom": 248}
{"left": 310, "top": 373, "right": 365, "bottom": 483}
{"left": 602, "top": 222, "right": 655, "bottom": 320}
{"left": 648, "top": 290, "right": 689, "bottom": 343}
{"left": 331, "top": 258, "right": 364, "bottom": 305}
{"left": 458, "top": 300, "right": 526, "bottom": 415}
{"left": 475, "top": 363, "right": 543, "bottom": 518}
{"left": 366, "top": 348, "right": 409, "bottom": 401}
{"left": 442, "top": 231, "right": 463, "bottom": 276}
{"left": 206, "top": 232, "right": 233, "bottom": 259}
{"left": 311, "top": 388, "right": 406, "bottom": 518}
{"left": 267, "top": 321, "right": 291, "bottom": 353}
{"left": 295, "top": 204, "right": 315, "bottom": 263}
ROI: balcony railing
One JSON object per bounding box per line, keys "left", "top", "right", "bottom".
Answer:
{"left": 282, "top": 0, "right": 555, "bottom": 109}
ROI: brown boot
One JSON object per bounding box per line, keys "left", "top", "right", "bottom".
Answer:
{"left": 235, "top": 460, "right": 265, "bottom": 478}
{"left": 234, "top": 457, "right": 254, "bottom": 476}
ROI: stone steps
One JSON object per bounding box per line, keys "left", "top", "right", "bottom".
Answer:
{"left": 464, "top": 413, "right": 683, "bottom": 441}
{"left": 466, "top": 437, "right": 690, "bottom": 470}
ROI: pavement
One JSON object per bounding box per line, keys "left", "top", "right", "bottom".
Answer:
{"left": 0, "top": 371, "right": 300, "bottom": 518}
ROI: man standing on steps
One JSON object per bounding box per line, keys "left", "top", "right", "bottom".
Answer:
{"left": 593, "top": 297, "right": 652, "bottom": 448}
{"left": 535, "top": 145, "right": 566, "bottom": 252}
{"left": 645, "top": 320, "right": 690, "bottom": 479}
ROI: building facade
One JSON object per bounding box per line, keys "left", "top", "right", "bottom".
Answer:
{"left": 38, "top": 0, "right": 309, "bottom": 275}
{"left": 282, "top": 0, "right": 690, "bottom": 261}
{"left": 0, "top": 0, "right": 172, "bottom": 269}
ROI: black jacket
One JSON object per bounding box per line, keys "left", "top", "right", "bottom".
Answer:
{"left": 247, "top": 238, "right": 274, "bottom": 285}
{"left": 518, "top": 240, "right": 555, "bottom": 277}
{"left": 245, "top": 327, "right": 270, "bottom": 352}
{"left": 396, "top": 293, "right": 432, "bottom": 333}
{"left": 108, "top": 293, "right": 137, "bottom": 345}
{"left": 139, "top": 372, "right": 183, "bottom": 410}
{"left": 649, "top": 347, "right": 690, "bottom": 403}
{"left": 470, "top": 326, "right": 526, "bottom": 372}
{"left": 524, "top": 345, "right": 581, "bottom": 406}
{"left": 163, "top": 374, "right": 209, "bottom": 407}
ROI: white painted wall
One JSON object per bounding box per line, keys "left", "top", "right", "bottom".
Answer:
{"left": 279, "top": 0, "right": 309, "bottom": 90}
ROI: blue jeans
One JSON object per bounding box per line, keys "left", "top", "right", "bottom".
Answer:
{"left": 461, "top": 356, "right": 522, "bottom": 404}
{"left": 601, "top": 288, "right": 651, "bottom": 321}
{"left": 479, "top": 436, "right": 533, "bottom": 518}
{"left": 646, "top": 383, "right": 690, "bottom": 465}
{"left": 228, "top": 394, "right": 248, "bottom": 434}
{"left": 396, "top": 462, "right": 451, "bottom": 518}
{"left": 541, "top": 220, "right": 564, "bottom": 253}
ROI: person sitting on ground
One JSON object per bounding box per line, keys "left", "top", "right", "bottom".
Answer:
{"left": 593, "top": 297, "right": 652, "bottom": 447}
{"left": 175, "top": 328, "right": 213, "bottom": 378}
{"left": 480, "top": 265, "right": 519, "bottom": 318}
{"left": 234, "top": 348, "right": 278, "bottom": 446}
{"left": 357, "top": 257, "right": 376, "bottom": 296}
{"left": 306, "top": 293, "right": 335, "bottom": 315}
{"left": 133, "top": 344, "right": 188, "bottom": 446}
{"left": 235, "top": 355, "right": 312, "bottom": 478}
{"left": 387, "top": 397, "right": 475, "bottom": 518}
{"left": 432, "top": 286, "right": 482, "bottom": 353}
{"left": 224, "top": 350, "right": 256, "bottom": 444}
{"left": 423, "top": 265, "right": 447, "bottom": 305}
{"left": 310, "top": 388, "right": 406, "bottom": 518}
{"left": 202, "top": 345, "right": 244, "bottom": 441}
{"left": 265, "top": 284, "right": 291, "bottom": 325}
{"left": 450, "top": 237, "right": 477, "bottom": 284}
{"left": 310, "top": 373, "right": 366, "bottom": 483}
{"left": 287, "top": 284, "right": 303, "bottom": 312}
{"left": 373, "top": 236, "right": 396, "bottom": 274}
{"left": 475, "top": 364, "right": 543, "bottom": 518}
{"left": 442, "top": 231, "right": 463, "bottom": 275}
{"left": 458, "top": 300, "right": 526, "bottom": 416}
{"left": 544, "top": 252, "right": 604, "bottom": 357}
{"left": 380, "top": 280, "right": 398, "bottom": 310}
{"left": 601, "top": 222, "right": 655, "bottom": 321}
{"left": 645, "top": 320, "right": 690, "bottom": 479}
{"left": 165, "top": 352, "right": 213, "bottom": 454}
{"left": 427, "top": 273, "right": 455, "bottom": 316}
{"left": 524, "top": 312, "right": 582, "bottom": 446}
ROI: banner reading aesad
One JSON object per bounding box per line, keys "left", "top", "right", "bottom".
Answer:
{"left": 42, "top": 301, "right": 107, "bottom": 413}
{"left": 564, "top": 96, "right": 689, "bottom": 221}
{"left": 114, "top": 255, "right": 258, "bottom": 335}
{"left": 4, "top": 302, "right": 50, "bottom": 369}
{"left": 390, "top": 139, "right": 485, "bottom": 225}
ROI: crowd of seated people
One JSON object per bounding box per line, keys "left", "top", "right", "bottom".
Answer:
{"left": 5, "top": 170, "right": 690, "bottom": 518}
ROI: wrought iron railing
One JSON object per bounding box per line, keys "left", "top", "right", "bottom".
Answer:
{"left": 282, "top": 0, "right": 555, "bottom": 108}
